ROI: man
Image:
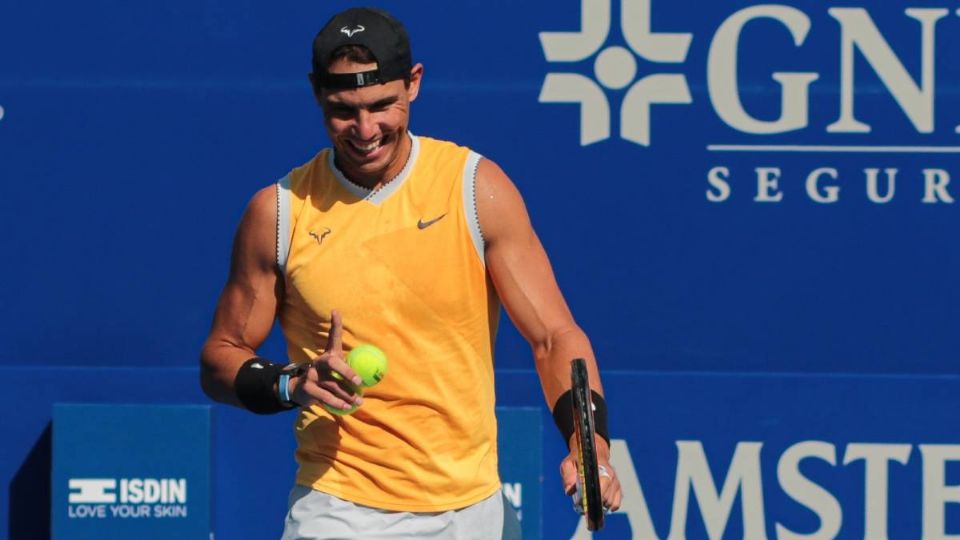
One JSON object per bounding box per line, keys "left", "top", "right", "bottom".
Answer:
{"left": 200, "top": 7, "right": 621, "bottom": 539}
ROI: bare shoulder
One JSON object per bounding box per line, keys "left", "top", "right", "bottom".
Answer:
{"left": 475, "top": 158, "right": 533, "bottom": 246}
{"left": 234, "top": 185, "right": 278, "bottom": 272}
{"left": 246, "top": 184, "right": 277, "bottom": 224}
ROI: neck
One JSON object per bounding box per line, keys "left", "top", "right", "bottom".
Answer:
{"left": 336, "top": 132, "right": 412, "bottom": 191}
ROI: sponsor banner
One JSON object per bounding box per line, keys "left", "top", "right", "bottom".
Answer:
{"left": 498, "top": 407, "right": 544, "bottom": 539}
{"left": 52, "top": 404, "right": 211, "bottom": 540}
{"left": 529, "top": 0, "right": 960, "bottom": 376}
{"left": 540, "top": 0, "right": 960, "bottom": 154}
{"left": 0, "top": 368, "right": 955, "bottom": 539}
{"left": 527, "top": 372, "right": 960, "bottom": 539}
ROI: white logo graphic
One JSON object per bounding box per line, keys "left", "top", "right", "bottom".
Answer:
{"left": 570, "top": 440, "right": 960, "bottom": 539}
{"left": 539, "top": 0, "right": 692, "bottom": 146}
{"left": 341, "top": 25, "right": 365, "bottom": 38}
{"left": 542, "top": 2, "right": 960, "bottom": 152}
{"left": 67, "top": 478, "right": 189, "bottom": 520}
{"left": 69, "top": 479, "right": 117, "bottom": 503}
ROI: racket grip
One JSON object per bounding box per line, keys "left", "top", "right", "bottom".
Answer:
{"left": 571, "top": 484, "right": 583, "bottom": 514}
{"left": 571, "top": 474, "right": 586, "bottom": 513}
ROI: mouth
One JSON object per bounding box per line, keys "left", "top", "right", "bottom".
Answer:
{"left": 347, "top": 137, "right": 388, "bottom": 158}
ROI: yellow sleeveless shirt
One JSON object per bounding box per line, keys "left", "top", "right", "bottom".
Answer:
{"left": 276, "top": 135, "right": 501, "bottom": 511}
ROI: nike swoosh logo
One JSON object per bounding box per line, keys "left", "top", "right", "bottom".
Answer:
{"left": 417, "top": 214, "right": 447, "bottom": 229}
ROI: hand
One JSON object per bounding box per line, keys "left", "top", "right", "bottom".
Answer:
{"left": 288, "top": 310, "right": 364, "bottom": 410}
{"left": 560, "top": 434, "right": 622, "bottom": 516}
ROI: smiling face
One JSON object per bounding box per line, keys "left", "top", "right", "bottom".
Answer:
{"left": 315, "top": 58, "right": 423, "bottom": 189}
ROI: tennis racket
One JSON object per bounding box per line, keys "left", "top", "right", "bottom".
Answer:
{"left": 570, "top": 357, "right": 605, "bottom": 531}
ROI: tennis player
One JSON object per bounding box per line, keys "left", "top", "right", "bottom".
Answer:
{"left": 200, "top": 7, "right": 621, "bottom": 538}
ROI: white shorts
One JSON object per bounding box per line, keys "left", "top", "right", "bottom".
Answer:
{"left": 280, "top": 486, "right": 521, "bottom": 540}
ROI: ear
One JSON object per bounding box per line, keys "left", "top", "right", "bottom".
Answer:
{"left": 406, "top": 63, "right": 424, "bottom": 102}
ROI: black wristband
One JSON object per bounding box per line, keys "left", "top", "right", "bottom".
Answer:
{"left": 234, "top": 357, "right": 293, "bottom": 414}
{"left": 552, "top": 390, "right": 610, "bottom": 448}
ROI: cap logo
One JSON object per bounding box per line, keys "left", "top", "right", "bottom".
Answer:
{"left": 340, "top": 25, "right": 365, "bottom": 38}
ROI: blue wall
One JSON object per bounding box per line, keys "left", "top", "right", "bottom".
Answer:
{"left": 3, "top": 0, "right": 956, "bottom": 374}
{"left": 1, "top": 0, "right": 958, "bottom": 538}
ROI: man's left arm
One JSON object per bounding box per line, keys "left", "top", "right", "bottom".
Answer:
{"left": 476, "top": 157, "right": 622, "bottom": 512}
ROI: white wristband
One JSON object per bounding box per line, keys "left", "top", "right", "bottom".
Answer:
{"left": 278, "top": 373, "right": 293, "bottom": 405}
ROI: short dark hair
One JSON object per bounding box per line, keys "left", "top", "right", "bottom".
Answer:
{"left": 327, "top": 44, "right": 377, "bottom": 66}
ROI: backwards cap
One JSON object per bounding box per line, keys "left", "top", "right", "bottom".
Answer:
{"left": 311, "top": 7, "right": 412, "bottom": 90}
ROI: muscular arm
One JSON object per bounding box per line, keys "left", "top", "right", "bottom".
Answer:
{"left": 199, "top": 186, "right": 362, "bottom": 412}
{"left": 475, "top": 159, "right": 603, "bottom": 412}
{"left": 477, "top": 158, "right": 621, "bottom": 511}
{"left": 199, "top": 186, "right": 281, "bottom": 407}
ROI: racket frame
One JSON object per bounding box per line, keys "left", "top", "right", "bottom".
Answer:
{"left": 571, "top": 358, "right": 605, "bottom": 531}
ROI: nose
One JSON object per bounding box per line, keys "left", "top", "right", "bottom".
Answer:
{"left": 352, "top": 110, "right": 378, "bottom": 141}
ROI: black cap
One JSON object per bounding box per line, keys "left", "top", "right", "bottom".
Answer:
{"left": 311, "top": 7, "right": 412, "bottom": 90}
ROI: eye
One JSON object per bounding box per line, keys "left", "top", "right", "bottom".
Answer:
{"left": 328, "top": 105, "right": 354, "bottom": 119}
{"left": 370, "top": 98, "right": 398, "bottom": 112}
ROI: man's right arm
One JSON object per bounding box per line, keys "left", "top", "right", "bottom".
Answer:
{"left": 200, "top": 186, "right": 280, "bottom": 407}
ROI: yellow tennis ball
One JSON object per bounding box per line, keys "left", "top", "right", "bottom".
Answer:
{"left": 322, "top": 372, "right": 362, "bottom": 416}
{"left": 321, "top": 401, "right": 360, "bottom": 415}
{"left": 347, "top": 344, "right": 388, "bottom": 387}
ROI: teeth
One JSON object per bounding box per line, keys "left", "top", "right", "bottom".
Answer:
{"left": 353, "top": 140, "right": 381, "bottom": 153}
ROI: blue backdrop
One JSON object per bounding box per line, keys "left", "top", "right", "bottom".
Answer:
{"left": 1, "top": 0, "right": 958, "bottom": 538}
{"left": 2, "top": 0, "right": 957, "bottom": 374}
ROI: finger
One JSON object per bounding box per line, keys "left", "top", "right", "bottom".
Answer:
{"left": 300, "top": 379, "right": 362, "bottom": 409}
{"left": 597, "top": 461, "right": 621, "bottom": 511}
{"left": 316, "top": 311, "right": 361, "bottom": 386}
{"left": 298, "top": 370, "right": 359, "bottom": 404}
{"left": 604, "top": 482, "right": 622, "bottom": 513}
{"left": 609, "top": 488, "right": 622, "bottom": 512}
{"left": 325, "top": 310, "right": 343, "bottom": 354}
{"left": 559, "top": 455, "right": 579, "bottom": 495}
{"left": 317, "top": 378, "right": 363, "bottom": 405}
{"left": 602, "top": 476, "right": 622, "bottom": 512}
{"left": 322, "top": 354, "right": 362, "bottom": 387}
{"left": 306, "top": 391, "right": 357, "bottom": 411}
